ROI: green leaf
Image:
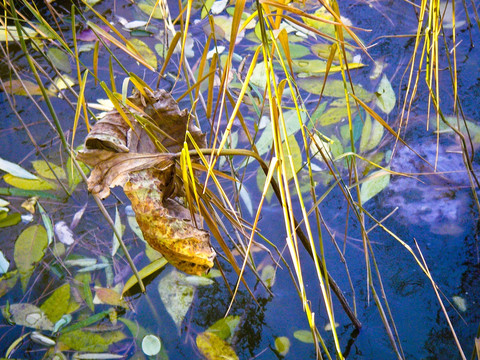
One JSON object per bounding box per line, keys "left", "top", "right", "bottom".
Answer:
{"left": 37, "top": 203, "right": 54, "bottom": 244}
{"left": 274, "top": 336, "right": 290, "bottom": 356}
{"left": 260, "top": 264, "right": 276, "bottom": 288}
{"left": 67, "top": 157, "right": 89, "bottom": 191}
{"left": 122, "top": 257, "right": 168, "bottom": 295}
{"left": 14, "top": 225, "right": 48, "bottom": 291}
{"left": 40, "top": 283, "right": 71, "bottom": 323}
{"left": 196, "top": 332, "right": 238, "bottom": 360}
{"left": 375, "top": 74, "right": 395, "bottom": 114}
{"left": 359, "top": 170, "right": 390, "bottom": 203}
{"left": 127, "top": 39, "right": 157, "bottom": 69}
{"left": 297, "top": 79, "right": 373, "bottom": 102}
{"left": 293, "top": 329, "right": 315, "bottom": 343}
{"left": 206, "top": 315, "right": 240, "bottom": 340}
{"left": 0, "top": 157, "right": 38, "bottom": 179}
{"left": 360, "top": 114, "right": 384, "bottom": 153}
{"left": 0, "top": 270, "right": 18, "bottom": 298}
{"left": 0, "top": 25, "right": 37, "bottom": 41}
{"left": 47, "top": 48, "right": 72, "bottom": 73}
{"left": 158, "top": 269, "right": 194, "bottom": 329}
{"left": 2, "top": 303, "right": 53, "bottom": 330}
{"left": 58, "top": 330, "right": 125, "bottom": 352}
{"left": 0, "top": 213, "right": 21, "bottom": 228}
{"left": 32, "top": 160, "right": 66, "bottom": 180}
{"left": 318, "top": 106, "right": 350, "bottom": 126}
{"left": 142, "top": 335, "right": 162, "bottom": 356}
{"left": 138, "top": 0, "right": 165, "bottom": 19}
{"left": 4, "top": 173, "right": 57, "bottom": 190}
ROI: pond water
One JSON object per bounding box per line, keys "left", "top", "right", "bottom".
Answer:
{"left": 0, "top": 0, "right": 479, "bottom": 359}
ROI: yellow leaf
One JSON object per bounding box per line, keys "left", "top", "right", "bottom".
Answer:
{"left": 196, "top": 331, "right": 238, "bottom": 360}
{"left": 3, "top": 174, "right": 57, "bottom": 190}
{"left": 32, "top": 160, "right": 66, "bottom": 180}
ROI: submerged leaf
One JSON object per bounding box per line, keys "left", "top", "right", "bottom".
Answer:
{"left": 293, "top": 329, "right": 315, "bottom": 343}
{"left": 274, "top": 336, "right": 290, "bottom": 356}
{"left": 0, "top": 271, "right": 19, "bottom": 298}
{"left": 32, "top": 160, "right": 66, "bottom": 180}
{"left": 14, "top": 225, "right": 48, "bottom": 291}
{"left": 359, "top": 114, "right": 384, "bottom": 153}
{"left": 359, "top": 170, "right": 390, "bottom": 203}
{"left": 206, "top": 316, "right": 240, "bottom": 340}
{"left": 138, "top": 0, "right": 165, "bottom": 19}
{"left": 122, "top": 257, "right": 168, "bottom": 295}
{"left": 196, "top": 331, "right": 238, "bottom": 360}
{"left": 0, "top": 79, "right": 55, "bottom": 97}
{"left": 94, "top": 287, "right": 129, "bottom": 308}
{"left": 158, "top": 269, "right": 194, "bottom": 329}
{"left": 375, "top": 74, "right": 395, "bottom": 114}
{"left": 40, "top": 283, "right": 71, "bottom": 323}
{"left": 127, "top": 38, "right": 157, "bottom": 69}
{"left": 58, "top": 330, "right": 126, "bottom": 352}
{"left": 47, "top": 48, "right": 71, "bottom": 73}
{"left": 0, "top": 212, "right": 21, "bottom": 228}
{"left": 2, "top": 303, "right": 53, "bottom": 330}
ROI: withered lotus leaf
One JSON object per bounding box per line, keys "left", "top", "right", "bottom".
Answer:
{"left": 77, "top": 89, "right": 215, "bottom": 275}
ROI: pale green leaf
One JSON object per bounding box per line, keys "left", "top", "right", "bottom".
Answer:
{"left": 0, "top": 25, "right": 37, "bottom": 41}
{"left": 359, "top": 170, "right": 390, "bottom": 203}
{"left": 293, "top": 330, "right": 315, "bottom": 343}
{"left": 206, "top": 315, "right": 240, "bottom": 340}
{"left": 47, "top": 48, "right": 71, "bottom": 73}
{"left": 297, "top": 79, "right": 373, "bottom": 102}
{"left": 32, "top": 160, "right": 66, "bottom": 180}
{"left": 0, "top": 79, "right": 55, "bottom": 97}
{"left": 37, "top": 203, "right": 54, "bottom": 245}
{"left": 375, "top": 74, "right": 395, "bottom": 114}
{"left": 127, "top": 38, "right": 157, "bottom": 69}
{"left": 360, "top": 114, "right": 384, "bottom": 153}
{"left": 138, "top": 0, "right": 165, "bottom": 19}
{"left": 260, "top": 264, "right": 276, "bottom": 288}
{"left": 196, "top": 331, "right": 238, "bottom": 360}
{"left": 274, "top": 336, "right": 290, "bottom": 356}
{"left": 0, "top": 250, "right": 10, "bottom": 274}
{"left": 40, "top": 283, "right": 71, "bottom": 323}
{"left": 0, "top": 157, "right": 38, "bottom": 179}
{"left": 142, "top": 335, "right": 162, "bottom": 356}
{"left": 2, "top": 303, "right": 53, "bottom": 330}
{"left": 14, "top": 225, "right": 48, "bottom": 291}
{"left": 158, "top": 269, "right": 194, "bottom": 329}
{"left": 111, "top": 207, "right": 123, "bottom": 256}
{"left": 58, "top": 330, "right": 126, "bottom": 352}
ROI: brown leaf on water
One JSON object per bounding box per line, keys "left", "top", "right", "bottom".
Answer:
{"left": 77, "top": 89, "right": 215, "bottom": 275}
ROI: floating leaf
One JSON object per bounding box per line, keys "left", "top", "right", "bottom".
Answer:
{"left": 3, "top": 173, "right": 57, "bottom": 190}
{"left": 126, "top": 207, "right": 144, "bottom": 241}
{"left": 324, "top": 322, "right": 339, "bottom": 331}
{"left": 184, "top": 275, "right": 214, "bottom": 287}
{"left": 2, "top": 303, "right": 53, "bottom": 330}
{"left": 122, "top": 258, "right": 167, "bottom": 296}
{"left": 274, "top": 336, "right": 290, "bottom": 356}
{"left": 0, "top": 250, "right": 10, "bottom": 274}
{"left": 311, "top": 43, "right": 352, "bottom": 63}
{"left": 111, "top": 207, "right": 123, "bottom": 256}
{"left": 0, "top": 157, "right": 38, "bottom": 179}
{"left": 14, "top": 225, "right": 48, "bottom": 291}
{"left": 293, "top": 330, "right": 315, "bottom": 344}
{"left": 58, "top": 330, "right": 125, "bottom": 352}
{"left": 138, "top": 0, "right": 165, "bottom": 19}
{"left": 40, "top": 283, "right": 71, "bottom": 323}
{"left": 297, "top": 79, "right": 373, "bottom": 102}
{"left": 0, "top": 25, "right": 37, "bottom": 41}
{"left": 142, "top": 335, "right": 162, "bottom": 356}
{"left": 452, "top": 296, "right": 467, "bottom": 312}
{"left": 0, "top": 79, "right": 55, "bottom": 97}
{"left": 158, "top": 269, "right": 194, "bottom": 329}
{"left": 206, "top": 316, "right": 240, "bottom": 340}
{"left": 127, "top": 38, "right": 157, "bottom": 69}
{"left": 260, "top": 264, "right": 276, "bottom": 288}
{"left": 75, "top": 273, "right": 94, "bottom": 311}
{"left": 94, "top": 287, "right": 129, "bottom": 308}
{"left": 196, "top": 331, "right": 238, "bottom": 360}
{"left": 66, "top": 258, "right": 98, "bottom": 267}
{"left": 21, "top": 196, "right": 38, "bottom": 214}
{"left": 0, "top": 270, "right": 18, "bottom": 298}
{"left": 47, "top": 48, "right": 71, "bottom": 73}
{"left": 375, "top": 74, "right": 395, "bottom": 114}
{"left": 67, "top": 157, "right": 89, "bottom": 191}
{"left": 31, "top": 331, "right": 56, "bottom": 346}
{"left": 359, "top": 170, "right": 390, "bottom": 203}
{"left": 32, "top": 160, "right": 67, "bottom": 180}
{"left": 360, "top": 114, "right": 384, "bottom": 153}
{"left": 55, "top": 221, "right": 75, "bottom": 245}
{"left": 0, "top": 197, "right": 9, "bottom": 207}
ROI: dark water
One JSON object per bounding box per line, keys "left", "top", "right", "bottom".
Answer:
{"left": 0, "top": 0, "right": 479, "bottom": 359}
